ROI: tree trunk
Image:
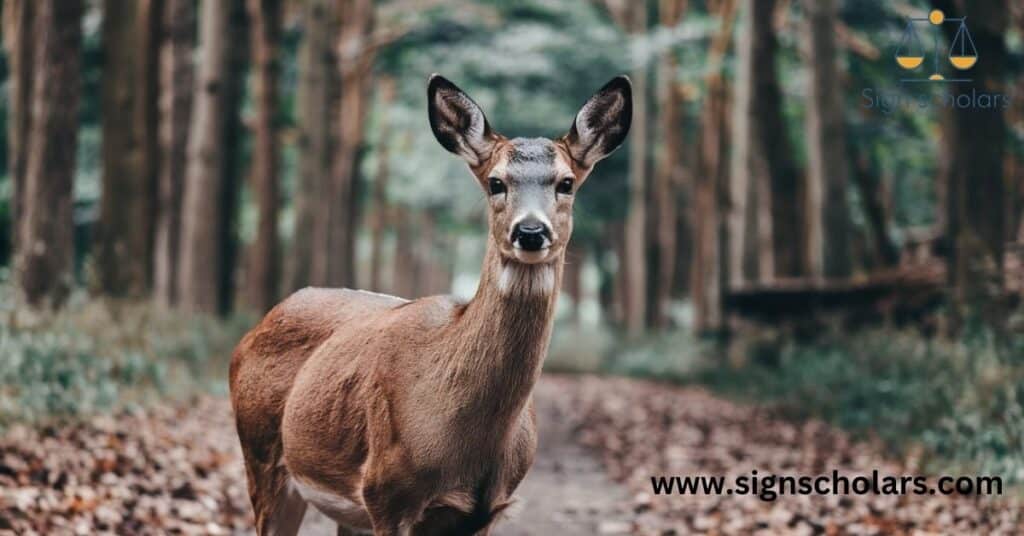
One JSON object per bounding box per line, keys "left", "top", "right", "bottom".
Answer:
{"left": 932, "top": 0, "right": 1008, "bottom": 326}
{"left": 97, "top": 0, "right": 161, "bottom": 298}
{"left": 416, "top": 211, "right": 436, "bottom": 296}
{"left": 803, "top": 0, "right": 851, "bottom": 279}
{"left": 1015, "top": 170, "right": 1023, "bottom": 243}
{"left": 290, "top": 0, "right": 338, "bottom": 291}
{"left": 309, "top": 69, "right": 342, "bottom": 288}
{"left": 1009, "top": 87, "right": 1022, "bottom": 244}
{"left": 1018, "top": 172, "right": 1024, "bottom": 242}
{"left": 369, "top": 77, "right": 396, "bottom": 292}
{"left": 726, "top": 0, "right": 767, "bottom": 288}
{"left": 178, "top": 0, "right": 225, "bottom": 313}
{"left": 733, "top": 0, "right": 804, "bottom": 281}
{"left": 848, "top": 140, "right": 898, "bottom": 267}
{"left": 612, "top": 222, "right": 628, "bottom": 327}
{"left": 318, "top": 0, "right": 374, "bottom": 288}
{"left": 346, "top": 138, "right": 370, "bottom": 286}
{"left": 623, "top": 2, "right": 649, "bottom": 336}
{"left": 245, "top": 0, "right": 283, "bottom": 313}
{"left": 564, "top": 241, "right": 585, "bottom": 325}
{"left": 15, "top": 0, "right": 83, "bottom": 309}
{"left": 153, "top": 0, "right": 195, "bottom": 308}
{"left": 217, "top": 0, "right": 249, "bottom": 314}
{"left": 139, "top": 0, "right": 162, "bottom": 287}
{"left": 692, "top": 0, "right": 736, "bottom": 334}
{"left": 432, "top": 243, "right": 454, "bottom": 295}
{"left": 392, "top": 208, "right": 416, "bottom": 298}
{"left": 673, "top": 162, "right": 694, "bottom": 298}
{"left": 652, "top": 0, "right": 688, "bottom": 328}
{"left": 596, "top": 229, "right": 619, "bottom": 325}
{"left": 934, "top": 107, "right": 953, "bottom": 238}
{"left": 729, "top": 1, "right": 770, "bottom": 289}
{"left": 3, "top": 0, "right": 35, "bottom": 257}
{"left": 694, "top": 77, "right": 729, "bottom": 333}
{"left": 178, "top": 0, "right": 247, "bottom": 314}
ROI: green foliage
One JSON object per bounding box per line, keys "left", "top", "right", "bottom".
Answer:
{"left": 0, "top": 292, "right": 252, "bottom": 425}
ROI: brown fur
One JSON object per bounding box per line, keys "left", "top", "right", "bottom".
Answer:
{"left": 230, "top": 75, "right": 630, "bottom": 536}
{"left": 230, "top": 154, "right": 573, "bottom": 535}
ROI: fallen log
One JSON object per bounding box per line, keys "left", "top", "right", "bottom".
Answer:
{"left": 725, "top": 242, "right": 1023, "bottom": 327}
{"left": 724, "top": 263, "right": 945, "bottom": 327}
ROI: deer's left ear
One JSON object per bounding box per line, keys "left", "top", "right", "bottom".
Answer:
{"left": 563, "top": 75, "right": 632, "bottom": 168}
{"left": 428, "top": 74, "right": 499, "bottom": 167}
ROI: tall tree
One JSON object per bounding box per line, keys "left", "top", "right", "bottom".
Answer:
{"left": 692, "top": 0, "right": 736, "bottom": 333}
{"left": 15, "top": 0, "right": 83, "bottom": 308}
{"left": 153, "top": 0, "right": 195, "bottom": 307}
{"left": 1016, "top": 5, "right": 1024, "bottom": 244}
{"left": 315, "top": 0, "right": 375, "bottom": 288}
{"left": 1009, "top": 79, "right": 1023, "bottom": 244}
{"left": 369, "top": 76, "right": 396, "bottom": 293}
{"left": 623, "top": 1, "right": 649, "bottom": 335}
{"left": 218, "top": 1, "right": 250, "bottom": 312}
{"left": 730, "top": 0, "right": 804, "bottom": 284}
{"left": 289, "top": 0, "right": 338, "bottom": 291}
{"left": 593, "top": 0, "right": 650, "bottom": 333}
{"left": 245, "top": 0, "right": 284, "bottom": 312}
{"left": 803, "top": 0, "right": 852, "bottom": 279}
{"left": 178, "top": 0, "right": 247, "bottom": 314}
{"left": 97, "top": 0, "right": 162, "bottom": 298}
{"left": 932, "top": 0, "right": 1008, "bottom": 325}
{"left": 728, "top": 0, "right": 767, "bottom": 287}
{"left": 848, "top": 139, "right": 898, "bottom": 268}
{"left": 2, "top": 0, "right": 35, "bottom": 257}
{"left": 391, "top": 208, "right": 416, "bottom": 298}
{"left": 563, "top": 241, "right": 585, "bottom": 325}
{"left": 416, "top": 211, "right": 437, "bottom": 296}
{"left": 651, "top": 0, "right": 689, "bottom": 328}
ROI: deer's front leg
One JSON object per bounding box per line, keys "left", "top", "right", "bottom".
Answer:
{"left": 361, "top": 450, "right": 426, "bottom": 536}
{"left": 361, "top": 395, "right": 426, "bottom": 536}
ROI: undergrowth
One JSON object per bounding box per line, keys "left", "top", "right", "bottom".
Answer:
{"left": 548, "top": 318, "right": 1024, "bottom": 486}
{"left": 0, "top": 289, "right": 252, "bottom": 425}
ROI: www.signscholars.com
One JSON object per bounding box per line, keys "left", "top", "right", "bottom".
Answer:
{"left": 651, "top": 470, "right": 1002, "bottom": 502}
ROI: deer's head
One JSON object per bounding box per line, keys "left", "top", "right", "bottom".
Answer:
{"left": 428, "top": 75, "right": 632, "bottom": 268}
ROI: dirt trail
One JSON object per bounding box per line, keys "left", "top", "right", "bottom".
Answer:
{"left": 493, "top": 379, "right": 635, "bottom": 535}
{"left": 2, "top": 374, "right": 1020, "bottom": 534}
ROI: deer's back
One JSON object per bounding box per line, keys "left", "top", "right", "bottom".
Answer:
{"left": 229, "top": 287, "right": 408, "bottom": 464}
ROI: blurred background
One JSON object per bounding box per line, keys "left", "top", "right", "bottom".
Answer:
{"left": 1, "top": 0, "right": 1023, "bottom": 532}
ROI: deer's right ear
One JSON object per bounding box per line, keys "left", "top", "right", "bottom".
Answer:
{"left": 564, "top": 75, "right": 632, "bottom": 168}
{"left": 428, "top": 74, "right": 498, "bottom": 167}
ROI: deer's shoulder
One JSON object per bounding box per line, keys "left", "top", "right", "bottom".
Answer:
{"left": 273, "top": 287, "right": 407, "bottom": 325}
{"left": 277, "top": 287, "right": 463, "bottom": 341}
{"left": 376, "top": 293, "right": 466, "bottom": 333}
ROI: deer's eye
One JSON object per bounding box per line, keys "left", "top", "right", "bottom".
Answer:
{"left": 556, "top": 178, "right": 574, "bottom": 195}
{"left": 488, "top": 177, "right": 506, "bottom": 196}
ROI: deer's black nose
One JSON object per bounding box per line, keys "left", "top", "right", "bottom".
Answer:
{"left": 511, "top": 219, "right": 551, "bottom": 252}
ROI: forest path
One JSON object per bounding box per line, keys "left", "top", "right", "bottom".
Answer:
{"left": 1, "top": 375, "right": 1019, "bottom": 534}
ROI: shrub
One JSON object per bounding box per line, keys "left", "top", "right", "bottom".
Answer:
{"left": 0, "top": 295, "right": 252, "bottom": 425}
{"left": 552, "top": 323, "right": 1024, "bottom": 486}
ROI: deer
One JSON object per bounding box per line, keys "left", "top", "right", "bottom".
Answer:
{"left": 229, "top": 73, "right": 632, "bottom": 536}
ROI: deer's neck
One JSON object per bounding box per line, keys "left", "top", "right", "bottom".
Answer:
{"left": 443, "top": 239, "right": 563, "bottom": 423}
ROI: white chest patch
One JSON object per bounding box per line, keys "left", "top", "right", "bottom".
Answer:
{"left": 290, "top": 477, "right": 372, "bottom": 530}
{"left": 498, "top": 263, "right": 554, "bottom": 297}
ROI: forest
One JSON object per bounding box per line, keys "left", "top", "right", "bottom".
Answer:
{"left": 0, "top": 0, "right": 1022, "bottom": 533}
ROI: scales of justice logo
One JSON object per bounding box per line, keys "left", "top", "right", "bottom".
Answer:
{"left": 894, "top": 9, "right": 977, "bottom": 82}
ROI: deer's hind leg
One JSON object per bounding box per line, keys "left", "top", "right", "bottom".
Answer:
{"left": 239, "top": 444, "right": 308, "bottom": 536}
